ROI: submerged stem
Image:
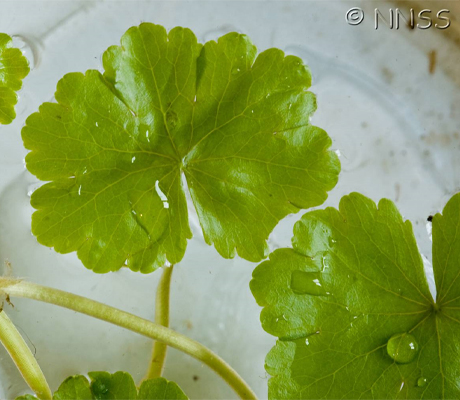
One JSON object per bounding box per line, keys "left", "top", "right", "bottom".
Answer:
{"left": 1, "top": 279, "right": 257, "bottom": 400}
{"left": 144, "top": 265, "right": 174, "bottom": 380}
{"left": 0, "top": 309, "right": 52, "bottom": 400}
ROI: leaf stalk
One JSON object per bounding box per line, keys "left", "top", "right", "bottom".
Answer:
{"left": 144, "top": 265, "right": 174, "bottom": 380}
{"left": 0, "top": 278, "right": 257, "bottom": 400}
{"left": 0, "top": 309, "right": 52, "bottom": 400}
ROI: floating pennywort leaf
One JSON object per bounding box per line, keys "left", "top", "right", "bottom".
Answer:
{"left": 22, "top": 23, "right": 339, "bottom": 273}
{"left": 0, "top": 33, "right": 30, "bottom": 125}
{"left": 251, "top": 192, "right": 460, "bottom": 399}
{"left": 16, "top": 371, "right": 188, "bottom": 400}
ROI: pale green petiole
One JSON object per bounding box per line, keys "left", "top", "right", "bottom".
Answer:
{"left": 0, "top": 278, "right": 257, "bottom": 400}
{"left": 144, "top": 264, "right": 174, "bottom": 381}
{"left": 0, "top": 308, "right": 52, "bottom": 400}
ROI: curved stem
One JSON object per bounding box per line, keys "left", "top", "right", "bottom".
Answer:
{"left": 144, "top": 265, "right": 174, "bottom": 380}
{"left": 1, "top": 279, "right": 257, "bottom": 400}
{"left": 0, "top": 309, "right": 52, "bottom": 400}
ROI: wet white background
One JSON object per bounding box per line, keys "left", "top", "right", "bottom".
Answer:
{"left": 0, "top": 1, "right": 459, "bottom": 399}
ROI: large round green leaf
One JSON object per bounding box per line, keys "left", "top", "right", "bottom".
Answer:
{"left": 22, "top": 23, "right": 339, "bottom": 273}
{"left": 251, "top": 192, "right": 460, "bottom": 399}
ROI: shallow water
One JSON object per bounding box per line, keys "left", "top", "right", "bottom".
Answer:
{"left": 0, "top": 1, "right": 459, "bottom": 398}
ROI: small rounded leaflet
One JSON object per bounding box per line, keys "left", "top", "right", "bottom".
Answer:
{"left": 0, "top": 33, "right": 30, "bottom": 125}
{"left": 16, "top": 371, "right": 188, "bottom": 399}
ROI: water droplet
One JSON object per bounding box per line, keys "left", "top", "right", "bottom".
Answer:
{"left": 330, "top": 130, "right": 362, "bottom": 172}
{"left": 386, "top": 333, "right": 418, "bottom": 364}
{"left": 91, "top": 380, "right": 108, "bottom": 395}
{"left": 139, "top": 124, "right": 151, "bottom": 143}
{"left": 417, "top": 377, "right": 427, "bottom": 387}
{"left": 26, "top": 182, "right": 40, "bottom": 197}
{"left": 328, "top": 237, "right": 337, "bottom": 247}
{"left": 232, "top": 67, "right": 241, "bottom": 75}
{"left": 166, "top": 110, "right": 178, "bottom": 130}
{"left": 12, "top": 35, "right": 38, "bottom": 70}
{"left": 290, "top": 270, "right": 327, "bottom": 296}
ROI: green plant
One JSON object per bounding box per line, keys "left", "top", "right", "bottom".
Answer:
{"left": 15, "top": 371, "right": 187, "bottom": 400}
{"left": 0, "top": 33, "right": 29, "bottom": 125}
{"left": 22, "top": 23, "right": 339, "bottom": 274}
{"left": 251, "top": 192, "right": 460, "bottom": 399}
{"left": 1, "top": 22, "right": 338, "bottom": 400}
{"left": 0, "top": 22, "right": 456, "bottom": 400}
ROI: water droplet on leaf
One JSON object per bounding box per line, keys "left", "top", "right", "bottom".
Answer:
{"left": 139, "top": 124, "right": 151, "bottom": 143}
{"left": 27, "top": 182, "right": 40, "bottom": 197}
{"left": 386, "top": 333, "right": 418, "bottom": 364}
{"left": 12, "top": 35, "right": 37, "bottom": 69}
{"left": 417, "top": 377, "right": 427, "bottom": 387}
{"left": 166, "top": 110, "right": 178, "bottom": 130}
{"left": 290, "top": 270, "right": 327, "bottom": 296}
{"left": 91, "top": 380, "right": 109, "bottom": 396}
